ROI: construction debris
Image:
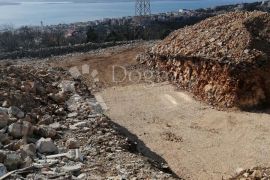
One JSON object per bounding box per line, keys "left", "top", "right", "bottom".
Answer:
{"left": 230, "top": 167, "right": 270, "bottom": 180}
{"left": 0, "top": 63, "right": 176, "bottom": 179}
{"left": 138, "top": 11, "right": 270, "bottom": 109}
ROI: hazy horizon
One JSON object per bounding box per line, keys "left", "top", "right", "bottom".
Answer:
{"left": 0, "top": 0, "right": 263, "bottom": 27}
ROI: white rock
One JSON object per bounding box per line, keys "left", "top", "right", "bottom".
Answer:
{"left": 67, "top": 112, "right": 78, "bottom": 118}
{"left": 61, "top": 163, "right": 82, "bottom": 172}
{"left": 236, "top": 167, "right": 244, "bottom": 174}
{"left": 77, "top": 173, "right": 87, "bottom": 179}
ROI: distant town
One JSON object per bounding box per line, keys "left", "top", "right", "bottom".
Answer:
{"left": 0, "top": 0, "right": 269, "bottom": 54}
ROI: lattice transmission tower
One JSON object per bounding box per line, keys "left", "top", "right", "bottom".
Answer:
{"left": 135, "top": 0, "right": 151, "bottom": 16}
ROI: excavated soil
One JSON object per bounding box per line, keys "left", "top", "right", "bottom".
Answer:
{"left": 36, "top": 42, "right": 270, "bottom": 180}
{"left": 138, "top": 11, "right": 270, "bottom": 109}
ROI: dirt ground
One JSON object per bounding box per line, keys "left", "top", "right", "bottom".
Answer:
{"left": 51, "top": 42, "right": 270, "bottom": 179}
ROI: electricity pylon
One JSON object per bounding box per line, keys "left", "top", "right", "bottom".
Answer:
{"left": 135, "top": 0, "right": 151, "bottom": 16}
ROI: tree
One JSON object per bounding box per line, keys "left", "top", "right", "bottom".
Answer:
{"left": 86, "top": 27, "right": 98, "bottom": 43}
{"left": 0, "top": 25, "right": 19, "bottom": 52}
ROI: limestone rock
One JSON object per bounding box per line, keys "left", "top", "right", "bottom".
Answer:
{"left": 36, "top": 138, "right": 58, "bottom": 154}
{"left": 8, "top": 106, "right": 25, "bottom": 119}
{"left": 0, "top": 112, "right": 8, "bottom": 129}
{"left": 8, "top": 121, "right": 33, "bottom": 138}
{"left": 35, "top": 125, "right": 57, "bottom": 138}
{"left": 21, "top": 143, "right": 36, "bottom": 158}
{"left": 139, "top": 11, "right": 270, "bottom": 109}
{"left": 4, "top": 152, "right": 23, "bottom": 171}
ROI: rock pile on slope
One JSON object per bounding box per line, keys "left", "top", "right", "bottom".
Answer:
{"left": 138, "top": 11, "right": 270, "bottom": 108}
{"left": 230, "top": 167, "right": 270, "bottom": 180}
{"left": 0, "top": 63, "right": 176, "bottom": 179}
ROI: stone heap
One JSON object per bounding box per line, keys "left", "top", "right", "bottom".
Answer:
{"left": 138, "top": 11, "right": 270, "bottom": 109}
{"left": 231, "top": 167, "right": 270, "bottom": 179}
{"left": 0, "top": 64, "right": 176, "bottom": 179}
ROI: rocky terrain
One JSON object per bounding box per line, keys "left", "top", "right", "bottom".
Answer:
{"left": 0, "top": 62, "right": 177, "bottom": 179}
{"left": 138, "top": 11, "right": 270, "bottom": 109}
{"left": 231, "top": 167, "right": 270, "bottom": 179}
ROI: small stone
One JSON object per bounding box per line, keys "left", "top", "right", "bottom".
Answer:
{"left": 61, "top": 163, "right": 82, "bottom": 173}
{"left": 21, "top": 156, "right": 33, "bottom": 168}
{"left": 244, "top": 49, "right": 250, "bottom": 54}
{"left": 66, "top": 138, "right": 80, "bottom": 149}
{"left": 4, "top": 140, "right": 24, "bottom": 151}
{"left": 0, "top": 151, "right": 7, "bottom": 163}
{"left": 8, "top": 106, "right": 24, "bottom": 119}
{"left": 0, "top": 163, "right": 7, "bottom": 177}
{"left": 8, "top": 121, "right": 33, "bottom": 138}
{"left": 68, "top": 112, "right": 78, "bottom": 118}
{"left": 77, "top": 173, "right": 87, "bottom": 179}
{"left": 59, "top": 81, "right": 75, "bottom": 93}
{"left": 21, "top": 143, "right": 36, "bottom": 158}
{"left": 36, "top": 138, "right": 58, "bottom": 154}
{"left": 36, "top": 125, "right": 57, "bottom": 138}
{"left": 1, "top": 101, "right": 9, "bottom": 108}
{"left": 48, "top": 92, "right": 66, "bottom": 103}
{"left": 4, "top": 152, "right": 23, "bottom": 171}
{"left": 0, "top": 112, "right": 8, "bottom": 129}
{"left": 54, "top": 108, "right": 66, "bottom": 116}
{"left": 73, "top": 122, "right": 88, "bottom": 128}
{"left": 49, "top": 122, "right": 61, "bottom": 130}
{"left": 209, "top": 38, "right": 215, "bottom": 42}
{"left": 217, "top": 42, "right": 223, "bottom": 46}
{"left": 0, "top": 108, "right": 8, "bottom": 114}
{"left": 236, "top": 168, "right": 244, "bottom": 174}
{"left": 38, "top": 114, "right": 54, "bottom": 125}
{"left": 251, "top": 170, "right": 262, "bottom": 178}
{"left": 243, "top": 172, "right": 249, "bottom": 178}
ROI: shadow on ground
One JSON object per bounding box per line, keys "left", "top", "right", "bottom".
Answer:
{"left": 106, "top": 116, "right": 181, "bottom": 179}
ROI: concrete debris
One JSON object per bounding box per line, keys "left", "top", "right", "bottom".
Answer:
{"left": 0, "top": 64, "right": 175, "bottom": 179}
{"left": 138, "top": 11, "right": 270, "bottom": 109}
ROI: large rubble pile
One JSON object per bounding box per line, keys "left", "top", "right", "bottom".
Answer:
{"left": 138, "top": 11, "right": 270, "bottom": 109}
{"left": 0, "top": 63, "right": 176, "bottom": 179}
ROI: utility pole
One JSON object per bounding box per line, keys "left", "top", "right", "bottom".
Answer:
{"left": 135, "top": 0, "right": 151, "bottom": 16}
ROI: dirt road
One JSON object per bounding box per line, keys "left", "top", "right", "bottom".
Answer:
{"left": 51, "top": 42, "right": 270, "bottom": 179}
{"left": 97, "top": 83, "right": 270, "bottom": 179}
